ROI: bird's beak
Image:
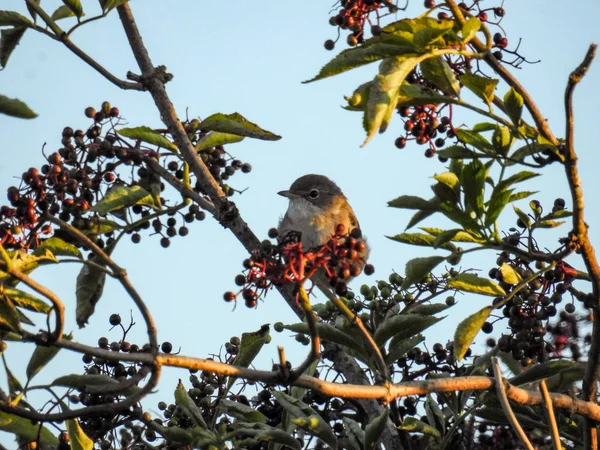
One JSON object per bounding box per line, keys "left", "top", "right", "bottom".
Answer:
{"left": 278, "top": 190, "right": 296, "bottom": 199}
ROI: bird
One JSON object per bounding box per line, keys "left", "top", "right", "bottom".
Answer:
{"left": 277, "top": 174, "right": 369, "bottom": 282}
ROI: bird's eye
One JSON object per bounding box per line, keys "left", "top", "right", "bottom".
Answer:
{"left": 308, "top": 189, "right": 319, "bottom": 199}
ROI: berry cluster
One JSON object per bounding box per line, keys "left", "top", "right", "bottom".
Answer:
{"left": 395, "top": 104, "right": 456, "bottom": 158}
{"left": 225, "top": 225, "right": 373, "bottom": 308}
{"left": 0, "top": 103, "right": 253, "bottom": 252}
{"left": 324, "top": 0, "right": 393, "bottom": 51}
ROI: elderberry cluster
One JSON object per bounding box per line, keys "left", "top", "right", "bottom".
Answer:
{"left": 224, "top": 225, "right": 374, "bottom": 308}
{"left": 395, "top": 104, "right": 456, "bottom": 158}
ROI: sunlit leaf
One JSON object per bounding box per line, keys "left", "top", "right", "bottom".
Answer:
{"left": 4, "top": 287, "right": 50, "bottom": 314}
{"left": 118, "top": 126, "right": 178, "bottom": 151}
{"left": 0, "top": 296, "right": 20, "bottom": 333}
{"left": 399, "top": 416, "right": 441, "bottom": 437}
{"left": 34, "top": 237, "right": 81, "bottom": 258}
{"left": 485, "top": 188, "right": 513, "bottom": 227}
{"left": 401, "top": 256, "right": 445, "bottom": 289}
{"left": 420, "top": 56, "right": 460, "bottom": 96}
{"left": 66, "top": 418, "right": 93, "bottom": 450}
{"left": 387, "top": 232, "right": 455, "bottom": 251}
{"left": 461, "top": 17, "right": 481, "bottom": 43}
{"left": 447, "top": 273, "right": 505, "bottom": 296}
{"left": 454, "top": 306, "right": 492, "bottom": 360}
{"left": 0, "top": 411, "right": 57, "bottom": 446}
{"left": 504, "top": 87, "right": 524, "bottom": 126}
{"left": 0, "top": 94, "right": 36, "bottom": 118}
{"left": 200, "top": 112, "right": 281, "bottom": 141}
{"left": 92, "top": 184, "right": 159, "bottom": 215}
{"left": 62, "top": 0, "right": 83, "bottom": 18}
{"left": 460, "top": 74, "right": 498, "bottom": 105}
{"left": 195, "top": 132, "right": 244, "bottom": 151}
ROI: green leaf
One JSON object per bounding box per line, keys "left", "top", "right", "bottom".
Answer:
{"left": 221, "top": 399, "right": 267, "bottom": 424}
{"left": 3, "top": 356, "right": 23, "bottom": 395}
{"left": 433, "top": 171, "right": 459, "bottom": 189}
{"left": 0, "top": 411, "right": 58, "bottom": 446}
{"left": 4, "top": 287, "right": 50, "bottom": 314}
{"left": 397, "top": 83, "right": 455, "bottom": 106}
{"left": 61, "top": 0, "right": 83, "bottom": 18}
{"left": 365, "top": 407, "right": 389, "bottom": 450}
{"left": 0, "top": 11, "right": 33, "bottom": 27}
{"left": 34, "top": 237, "right": 81, "bottom": 258}
{"left": 195, "top": 132, "right": 244, "bottom": 151}
{"left": 387, "top": 233, "right": 455, "bottom": 251}
{"left": 92, "top": 185, "right": 158, "bottom": 215}
{"left": 406, "top": 209, "right": 436, "bottom": 230}
{"left": 412, "top": 19, "right": 454, "bottom": 48}
{"left": 454, "top": 306, "right": 492, "bottom": 360}
{"left": 402, "top": 256, "right": 446, "bottom": 289}
{"left": 66, "top": 418, "right": 93, "bottom": 450}
{"left": 342, "top": 417, "right": 365, "bottom": 450}
{"left": 533, "top": 220, "right": 566, "bottom": 229}
{"left": 374, "top": 313, "right": 442, "bottom": 346}
{"left": 76, "top": 262, "right": 106, "bottom": 328}
{"left": 507, "top": 142, "right": 555, "bottom": 165}
{"left": 0, "top": 296, "right": 21, "bottom": 333}
{"left": 230, "top": 423, "right": 302, "bottom": 450}
{"left": 363, "top": 54, "right": 423, "bottom": 146}
{"left": 504, "top": 87, "right": 524, "bottom": 126}
{"left": 0, "top": 27, "right": 27, "bottom": 69}
{"left": 228, "top": 325, "right": 270, "bottom": 389}
{"left": 0, "top": 94, "right": 36, "bottom": 118}
{"left": 420, "top": 56, "right": 460, "bottom": 96}
{"left": 509, "top": 191, "right": 537, "bottom": 202}
{"left": 50, "top": 5, "right": 81, "bottom": 21}
{"left": 306, "top": 43, "right": 416, "bottom": 83}
{"left": 388, "top": 195, "right": 438, "bottom": 210}
{"left": 460, "top": 159, "right": 487, "bottom": 217}
{"left": 447, "top": 273, "right": 505, "bottom": 296}
{"left": 485, "top": 188, "right": 513, "bottom": 227}
{"left": 461, "top": 17, "right": 481, "bottom": 43}
{"left": 510, "top": 360, "right": 577, "bottom": 386}
{"left": 26, "top": 0, "right": 40, "bottom": 22}
{"left": 460, "top": 74, "right": 498, "bottom": 105}
{"left": 272, "top": 391, "right": 337, "bottom": 450}
{"left": 344, "top": 81, "right": 372, "bottom": 110}
{"left": 27, "top": 333, "right": 72, "bottom": 381}
{"left": 117, "top": 126, "right": 178, "bottom": 151}
{"left": 436, "top": 145, "right": 480, "bottom": 159}
{"left": 385, "top": 334, "right": 425, "bottom": 365}
{"left": 513, "top": 205, "right": 531, "bottom": 228}
{"left": 200, "top": 112, "right": 281, "bottom": 141}
{"left": 499, "top": 263, "right": 521, "bottom": 285}
{"left": 53, "top": 373, "right": 118, "bottom": 389}
{"left": 399, "top": 416, "right": 441, "bottom": 438}
{"left": 175, "top": 380, "right": 208, "bottom": 429}
{"left": 432, "top": 229, "right": 484, "bottom": 248}
{"left": 408, "top": 302, "right": 452, "bottom": 316}
{"left": 472, "top": 122, "right": 498, "bottom": 132}
{"left": 455, "top": 129, "right": 493, "bottom": 153}
{"left": 492, "top": 126, "right": 513, "bottom": 155}
{"left": 82, "top": 218, "right": 122, "bottom": 236}
{"left": 0, "top": 249, "right": 57, "bottom": 285}
{"left": 282, "top": 323, "right": 363, "bottom": 356}
{"left": 496, "top": 171, "right": 540, "bottom": 193}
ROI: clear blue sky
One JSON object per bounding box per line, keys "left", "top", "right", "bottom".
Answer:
{"left": 0, "top": 0, "right": 599, "bottom": 436}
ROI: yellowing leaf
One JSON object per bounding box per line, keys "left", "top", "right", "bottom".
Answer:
{"left": 454, "top": 306, "right": 493, "bottom": 360}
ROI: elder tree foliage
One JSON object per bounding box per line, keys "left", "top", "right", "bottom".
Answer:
{"left": 0, "top": 1, "right": 598, "bottom": 450}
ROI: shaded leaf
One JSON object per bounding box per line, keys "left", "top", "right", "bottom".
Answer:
{"left": 200, "top": 112, "right": 280, "bottom": 141}
{"left": 76, "top": 263, "right": 106, "bottom": 328}
{"left": 397, "top": 83, "right": 455, "bottom": 106}
{"left": 388, "top": 195, "right": 438, "bottom": 210}
{"left": 492, "top": 126, "right": 513, "bottom": 155}
{"left": 365, "top": 407, "right": 389, "bottom": 450}
{"left": 272, "top": 391, "right": 337, "bottom": 449}
{"left": 420, "top": 56, "right": 459, "bottom": 96}
{"left": 436, "top": 145, "right": 481, "bottom": 159}
{"left": 0, "top": 411, "right": 57, "bottom": 446}
{"left": 496, "top": 171, "right": 540, "bottom": 193}
{"left": 447, "top": 273, "right": 505, "bottom": 296}
{"left": 50, "top": 5, "right": 79, "bottom": 21}
{"left": 195, "top": 132, "right": 244, "bottom": 151}
{"left": 231, "top": 423, "right": 301, "bottom": 450}
{"left": 0, "top": 27, "right": 27, "bottom": 69}
{"left": 455, "top": 129, "right": 493, "bottom": 153}
{"left": 504, "top": 87, "right": 524, "bottom": 126}
{"left": 499, "top": 263, "right": 521, "bottom": 285}
{"left": 402, "top": 256, "right": 445, "bottom": 289}
{"left": 282, "top": 323, "right": 363, "bottom": 356}
{"left": 66, "top": 418, "right": 93, "bottom": 450}
{"left": 26, "top": 0, "right": 40, "bottom": 22}
{"left": 0, "top": 93, "right": 36, "bottom": 118}
{"left": 221, "top": 399, "right": 267, "bottom": 424}
{"left": 432, "top": 229, "right": 484, "bottom": 248}
{"left": 460, "top": 159, "right": 487, "bottom": 217}
{"left": 454, "top": 306, "right": 492, "bottom": 360}
{"left": 509, "top": 191, "right": 537, "bottom": 202}
{"left": 306, "top": 43, "right": 416, "bottom": 83}
{"left": 375, "top": 313, "right": 442, "bottom": 346}
{"left": 82, "top": 218, "right": 122, "bottom": 236}
{"left": 228, "top": 325, "right": 270, "bottom": 389}
{"left": 5, "top": 287, "right": 50, "bottom": 313}
{"left": 406, "top": 209, "right": 436, "bottom": 230}
{"left": 99, "top": 0, "right": 129, "bottom": 12}
{"left": 507, "top": 142, "right": 555, "bottom": 165}
{"left": 0, "top": 11, "right": 33, "bottom": 27}
{"left": 27, "top": 333, "right": 72, "bottom": 381}
{"left": 510, "top": 360, "right": 576, "bottom": 386}
{"left": 461, "top": 17, "right": 481, "bottom": 43}
{"left": 387, "top": 232, "right": 455, "bottom": 251}
{"left": 118, "top": 126, "right": 178, "bottom": 151}
{"left": 408, "top": 302, "right": 451, "bottom": 316}
{"left": 363, "top": 54, "right": 422, "bottom": 146}
{"left": 0, "top": 296, "right": 20, "bottom": 333}
{"left": 485, "top": 188, "right": 513, "bottom": 227}
{"left": 342, "top": 417, "right": 365, "bottom": 450}
{"left": 92, "top": 185, "right": 158, "bottom": 215}
{"left": 34, "top": 237, "right": 81, "bottom": 258}
{"left": 175, "top": 380, "right": 208, "bottom": 429}
{"left": 460, "top": 74, "right": 498, "bottom": 105}
{"left": 62, "top": 0, "right": 83, "bottom": 18}
{"left": 385, "top": 333, "right": 425, "bottom": 365}
{"left": 399, "top": 416, "right": 441, "bottom": 438}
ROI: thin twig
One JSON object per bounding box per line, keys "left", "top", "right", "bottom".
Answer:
{"left": 292, "top": 285, "right": 321, "bottom": 377}
{"left": 539, "top": 379, "right": 561, "bottom": 450}
{"left": 491, "top": 357, "right": 535, "bottom": 450}
{"left": 563, "top": 43, "right": 600, "bottom": 450}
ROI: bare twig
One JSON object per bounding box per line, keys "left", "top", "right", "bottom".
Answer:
{"left": 492, "top": 357, "right": 535, "bottom": 450}
{"left": 539, "top": 380, "right": 561, "bottom": 450}
{"left": 563, "top": 43, "right": 600, "bottom": 450}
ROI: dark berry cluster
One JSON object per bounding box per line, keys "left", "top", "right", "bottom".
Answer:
{"left": 395, "top": 104, "right": 456, "bottom": 158}
{"left": 324, "top": 0, "right": 394, "bottom": 51}
{"left": 225, "top": 225, "right": 373, "bottom": 308}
